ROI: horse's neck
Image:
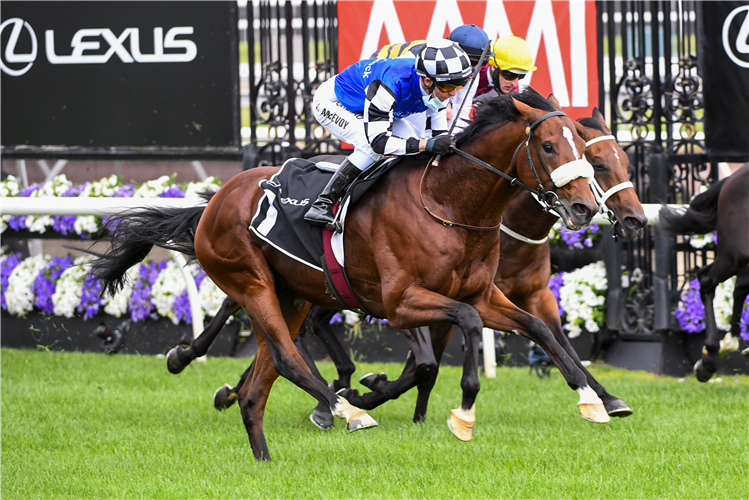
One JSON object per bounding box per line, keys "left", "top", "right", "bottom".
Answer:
{"left": 503, "top": 189, "right": 560, "bottom": 240}
{"left": 426, "top": 120, "right": 526, "bottom": 226}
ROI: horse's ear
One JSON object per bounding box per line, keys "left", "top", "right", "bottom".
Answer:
{"left": 592, "top": 107, "right": 613, "bottom": 134}
{"left": 572, "top": 119, "right": 588, "bottom": 139}
{"left": 512, "top": 98, "right": 538, "bottom": 123}
{"left": 547, "top": 93, "right": 563, "bottom": 112}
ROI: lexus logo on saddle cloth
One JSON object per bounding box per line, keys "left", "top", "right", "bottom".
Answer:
{"left": 0, "top": 17, "right": 197, "bottom": 77}
{"left": 723, "top": 5, "right": 749, "bottom": 68}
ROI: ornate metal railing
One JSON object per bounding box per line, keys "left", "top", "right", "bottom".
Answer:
{"left": 244, "top": 0, "right": 341, "bottom": 169}
{"left": 597, "top": 0, "right": 711, "bottom": 337}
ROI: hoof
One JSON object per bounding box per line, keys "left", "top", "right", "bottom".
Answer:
{"left": 359, "top": 372, "right": 384, "bottom": 390}
{"left": 166, "top": 347, "right": 188, "bottom": 374}
{"left": 447, "top": 405, "right": 475, "bottom": 441}
{"left": 347, "top": 412, "right": 378, "bottom": 432}
{"left": 309, "top": 409, "right": 334, "bottom": 430}
{"left": 213, "top": 384, "right": 238, "bottom": 411}
{"left": 578, "top": 402, "right": 610, "bottom": 423}
{"left": 694, "top": 359, "right": 715, "bottom": 383}
{"left": 604, "top": 398, "right": 633, "bottom": 418}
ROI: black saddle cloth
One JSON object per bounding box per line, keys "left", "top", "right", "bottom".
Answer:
{"left": 248, "top": 157, "right": 395, "bottom": 270}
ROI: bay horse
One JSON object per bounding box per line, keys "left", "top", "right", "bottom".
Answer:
{"left": 659, "top": 162, "right": 749, "bottom": 381}
{"left": 91, "top": 89, "right": 602, "bottom": 461}
{"left": 169, "top": 102, "right": 645, "bottom": 431}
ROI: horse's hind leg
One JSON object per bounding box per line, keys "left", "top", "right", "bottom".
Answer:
{"left": 695, "top": 261, "right": 737, "bottom": 382}
{"left": 167, "top": 296, "right": 240, "bottom": 374}
{"left": 294, "top": 328, "right": 334, "bottom": 430}
{"left": 733, "top": 269, "right": 749, "bottom": 357}
{"left": 311, "top": 306, "right": 356, "bottom": 391}
{"left": 214, "top": 362, "right": 252, "bottom": 411}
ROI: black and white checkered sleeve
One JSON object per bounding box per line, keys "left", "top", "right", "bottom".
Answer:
{"left": 363, "top": 81, "right": 420, "bottom": 156}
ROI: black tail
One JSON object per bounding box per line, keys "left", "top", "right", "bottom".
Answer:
{"left": 658, "top": 178, "right": 727, "bottom": 235}
{"left": 89, "top": 205, "right": 207, "bottom": 297}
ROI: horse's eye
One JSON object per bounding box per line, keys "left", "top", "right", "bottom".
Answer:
{"left": 542, "top": 142, "right": 555, "bottom": 154}
{"left": 592, "top": 162, "right": 606, "bottom": 172}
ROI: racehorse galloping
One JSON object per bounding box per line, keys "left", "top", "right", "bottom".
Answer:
{"left": 297, "top": 104, "right": 648, "bottom": 425}
{"left": 659, "top": 162, "right": 749, "bottom": 381}
{"left": 90, "top": 89, "right": 601, "bottom": 461}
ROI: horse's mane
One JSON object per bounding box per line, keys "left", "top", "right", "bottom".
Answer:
{"left": 577, "top": 117, "right": 605, "bottom": 133}
{"left": 455, "top": 87, "right": 557, "bottom": 148}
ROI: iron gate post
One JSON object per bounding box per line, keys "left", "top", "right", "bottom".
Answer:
{"left": 650, "top": 151, "right": 673, "bottom": 332}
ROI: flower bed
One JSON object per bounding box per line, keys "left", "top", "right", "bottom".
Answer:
{"left": 676, "top": 277, "right": 749, "bottom": 340}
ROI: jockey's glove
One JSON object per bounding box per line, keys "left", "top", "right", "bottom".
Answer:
{"left": 425, "top": 135, "right": 454, "bottom": 155}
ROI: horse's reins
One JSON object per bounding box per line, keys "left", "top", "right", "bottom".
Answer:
{"left": 421, "top": 110, "right": 593, "bottom": 231}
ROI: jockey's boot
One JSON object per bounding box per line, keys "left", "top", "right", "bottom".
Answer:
{"left": 304, "top": 159, "right": 361, "bottom": 227}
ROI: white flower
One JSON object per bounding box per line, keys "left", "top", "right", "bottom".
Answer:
{"left": 6, "top": 254, "right": 50, "bottom": 315}
{"left": 558, "top": 261, "right": 608, "bottom": 337}
{"left": 134, "top": 176, "right": 173, "bottom": 198}
{"left": 714, "top": 277, "right": 736, "bottom": 332}
{"left": 199, "top": 274, "right": 227, "bottom": 318}
{"left": 0, "top": 175, "right": 21, "bottom": 197}
{"left": 52, "top": 256, "right": 92, "bottom": 318}
{"left": 102, "top": 265, "right": 139, "bottom": 317}
{"left": 80, "top": 175, "right": 120, "bottom": 198}
{"left": 151, "top": 260, "right": 188, "bottom": 324}
{"left": 342, "top": 310, "right": 360, "bottom": 327}
{"left": 184, "top": 177, "right": 221, "bottom": 199}
{"left": 688, "top": 233, "right": 714, "bottom": 249}
{"left": 74, "top": 215, "right": 100, "bottom": 235}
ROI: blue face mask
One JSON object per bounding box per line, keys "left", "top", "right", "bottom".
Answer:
{"left": 422, "top": 94, "right": 447, "bottom": 111}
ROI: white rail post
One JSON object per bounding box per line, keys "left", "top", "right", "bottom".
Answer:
{"left": 170, "top": 250, "right": 206, "bottom": 362}
{"left": 482, "top": 328, "right": 497, "bottom": 378}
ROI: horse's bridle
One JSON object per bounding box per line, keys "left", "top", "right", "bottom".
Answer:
{"left": 420, "top": 110, "right": 594, "bottom": 231}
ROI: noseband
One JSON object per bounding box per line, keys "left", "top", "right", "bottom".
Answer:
{"left": 584, "top": 134, "right": 635, "bottom": 239}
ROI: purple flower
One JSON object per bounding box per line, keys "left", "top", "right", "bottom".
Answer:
{"left": 329, "top": 312, "right": 343, "bottom": 325}
{"left": 113, "top": 184, "right": 135, "bottom": 198}
{"left": 77, "top": 274, "right": 103, "bottom": 320}
{"left": 160, "top": 185, "right": 185, "bottom": 198}
{"left": 52, "top": 185, "right": 86, "bottom": 236}
{"left": 8, "top": 216, "right": 27, "bottom": 231}
{"left": 1, "top": 253, "right": 23, "bottom": 310}
{"left": 32, "top": 255, "right": 74, "bottom": 314}
{"left": 741, "top": 300, "right": 749, "bottom": 341}
{"left": 172, "top": 291, "right": 192, "bottom": 324}
{"left": 548, "top": 273, "right": 565, "bottom": 315}
{"left": 128, "top": 261, "right": 165, "bottom": 322}
{"left": 675, "top": 278, "right": 706, "bottom": 333}
{"left": 560, "top": 224, "right": 600, "bottom": 250}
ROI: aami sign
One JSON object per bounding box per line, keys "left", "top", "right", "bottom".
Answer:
{"left": 337, "top": 0, "right": 598, "bottom": 118}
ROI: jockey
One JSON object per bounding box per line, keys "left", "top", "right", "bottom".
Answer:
{"left": 369, "top": 25, "right": 492, "bottom": 135}
{"left": 474, "top": 34, "right": 537, "bottom": 100}
{"left": 304, "top": 40, "right": 473, "bottom": 228}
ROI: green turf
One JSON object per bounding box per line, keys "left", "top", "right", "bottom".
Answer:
{"left": 2, "top": 348, "right": 747, "bottom": 499}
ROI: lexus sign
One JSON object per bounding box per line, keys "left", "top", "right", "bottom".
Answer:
{"left": 701, "top": 1, "right": 749, "bottom": 160}
{"left": 1, "top": 2, "right": 239, "bottom": 149}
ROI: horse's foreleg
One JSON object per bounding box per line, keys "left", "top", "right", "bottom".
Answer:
{"left": 386, "top": 287, "right": 485, "bottom": 442}
{"left": 214, "top": 362, "right": 252, "bottom": 411}
{"left": 167, "top": 296, "right": 240, "bottom": 374}
{"left": 412, "top": 324, "right": 454, "bottom": 422}
{"left": 731, "top": 268, "right": 749, "bottom": 348}
{"left": 522, "top": 288, "right": 632, "bottom": 417}
{"left": 477, "top": 285, "right": 608, "bottom": 424}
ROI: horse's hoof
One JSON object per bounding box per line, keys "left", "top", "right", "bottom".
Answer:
{"left": 213, "top": 384, "right": 238, "bottom": 411}
{"left": 447, "top": 405, "right": 475, "bottom": 441}
{"left": 578, "top": 402, "right": 610, "bottom": 423}
{"left": 605, "top": 398, "right": 633, "bottom": 418}
{"left": 694, "top": 359, "right": 715, "bottom": 383}
{"left": 719, "top": 333, "right": 740, "bottom": 357}
{"left": 309, "top": 409, "right": 334, "bottom": 430}
{"left": 359, "top": 372, "right": 384, "bottom": 390}
{"left": 742, "top": 347, "right": 749, "bottom": 358}
{"left": 347, "top": 412, "right": 378, "bottom": 432}
{"left": 166, "top": 347, "right": 188, "bottom": 374}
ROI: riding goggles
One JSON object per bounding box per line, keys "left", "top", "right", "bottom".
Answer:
{"left": 435, "top": 77, "right": 470, "bottom": 92}
{"left": 500, "top": 70, "right": 525, "bottom": 81}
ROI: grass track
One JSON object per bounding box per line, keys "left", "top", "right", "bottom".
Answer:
{"left": 2, "top": 348, "right": 747, "bottom": 499}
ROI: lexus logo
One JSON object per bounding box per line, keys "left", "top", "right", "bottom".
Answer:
{"left": 1, "top": 17, "right": 197, "bottom": 76}
{"left": 0, "top": 18, "right": 38, "bottom": 76}
{"left": 722, "top": 5, "right": 749, "bottom": 68}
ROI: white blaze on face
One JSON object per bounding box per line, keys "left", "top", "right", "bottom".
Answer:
{"left": 562, "top": 126, "right": 581, "bottom": 160}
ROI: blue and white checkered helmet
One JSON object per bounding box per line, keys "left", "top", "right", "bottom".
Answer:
{"left": 415, "top": 39, "right": 473, "bottom": 85}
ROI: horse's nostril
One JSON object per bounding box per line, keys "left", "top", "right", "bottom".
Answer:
{"left": 625, "top": 216, "right": 645, "bottom": 230}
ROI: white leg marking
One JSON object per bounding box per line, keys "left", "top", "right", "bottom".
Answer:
{"left": 576, "top": 385, "right": 603, "bottom": 405}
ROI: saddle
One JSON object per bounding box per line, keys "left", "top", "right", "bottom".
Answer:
{"left": 249, "top": 156, "right": 396, "bottom": 315}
